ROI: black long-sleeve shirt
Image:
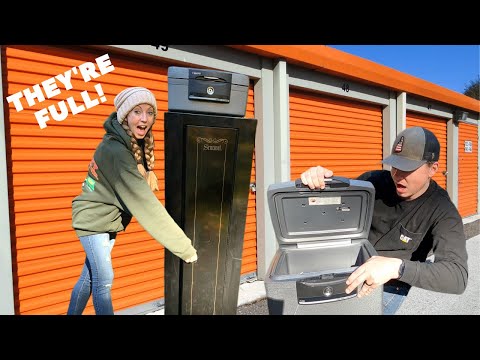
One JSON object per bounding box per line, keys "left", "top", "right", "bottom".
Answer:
{"left": 357, "top": 170, "right": 468, "bottom": 294}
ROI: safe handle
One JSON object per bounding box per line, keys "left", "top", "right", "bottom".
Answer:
{"left": 296, "top": 274, "right": 357, "bottom": 304}
{"left": 194, "top": 75, "right": 227, "bottom": 83}
{"left": 294, "top": 176, "right": 350, "bottom": 189}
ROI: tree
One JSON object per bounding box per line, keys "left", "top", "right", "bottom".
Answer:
{"left": 463, "top": 75, "right": 479, "bottom": 100}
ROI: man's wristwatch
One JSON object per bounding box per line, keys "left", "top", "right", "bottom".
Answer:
{"left": 398, "top": 259, "right": 405, "bottom": 279}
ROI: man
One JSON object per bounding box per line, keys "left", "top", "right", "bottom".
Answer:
{"left": 300, "top": 126, "right": 468, "bottom": 314}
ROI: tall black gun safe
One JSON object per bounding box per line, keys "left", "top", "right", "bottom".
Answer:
{"left": 163, "top": 67, "right": 257, "bottom": 315}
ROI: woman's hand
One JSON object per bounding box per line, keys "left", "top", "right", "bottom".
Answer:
{"left": 184, "top": 253, "right": 198, "bottom": 263}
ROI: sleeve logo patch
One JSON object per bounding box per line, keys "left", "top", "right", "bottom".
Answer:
{"left": 400, "top": 234, "right": 412, "bottom": 243}
{"left": 84, "top": 175, "right": 96, "bottom": 192}
{"left": 88, "top": 158, "right": 99, "bottom": 180}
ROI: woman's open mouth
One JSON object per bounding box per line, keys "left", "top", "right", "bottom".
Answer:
{"left": 136, "top": 125, "right": 148, "bottom": 137}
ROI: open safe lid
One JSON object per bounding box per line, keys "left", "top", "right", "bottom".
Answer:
{"left": 267, "top": 177, "right": 375, "bottom": 246}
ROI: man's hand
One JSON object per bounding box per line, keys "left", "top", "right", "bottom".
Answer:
{"left": 345, "top": 256, "right": 403, "bottom": 298}
{"left": 300, "top": 166, "right": 334, "bottom": 189}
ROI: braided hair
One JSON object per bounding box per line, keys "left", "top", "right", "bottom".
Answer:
{"left": 121, "top": 119, "right": 159, "bottom": 191}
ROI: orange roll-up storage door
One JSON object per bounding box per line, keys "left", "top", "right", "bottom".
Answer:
{"left": 290, "top": 90, "right": 383, "bottom": 180}
{"left": 458, "top": 122, "right": 478, "bottom": 218}
{"left": 4, "top": 45, "right": 257, "bottom": 314}
{"left": 406, "top": 112, "right": 447, "bottom": 190}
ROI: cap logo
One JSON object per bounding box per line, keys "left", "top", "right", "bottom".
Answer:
{"left": 394, "top": 136, "right": 404, "bottom": 153}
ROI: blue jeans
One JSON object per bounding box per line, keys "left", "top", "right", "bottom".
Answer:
{"left": 382, "top": 281, "right": 411, "bottom": 315}
{"left": 67, "top": 233, "right": 116, "bottom": 315}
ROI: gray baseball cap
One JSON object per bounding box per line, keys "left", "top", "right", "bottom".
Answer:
{"left": 382, "top": 126, "right": 440, "bottom": 172}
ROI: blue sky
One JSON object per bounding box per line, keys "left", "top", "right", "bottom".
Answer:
{"left": 329, "top": 45, "right": 479, "bottom": 95}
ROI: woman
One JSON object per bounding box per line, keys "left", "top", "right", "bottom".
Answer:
{"left": 67, "top": 87, "right": 197, "bottom": 315}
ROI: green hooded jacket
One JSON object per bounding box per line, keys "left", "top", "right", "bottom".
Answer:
{"left": 72, "top": 112, "right": 196, "bottom": 261}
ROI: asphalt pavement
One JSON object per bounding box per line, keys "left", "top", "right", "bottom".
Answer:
{"left": 236, "top": 234, "right": 480, "bottom": 315}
